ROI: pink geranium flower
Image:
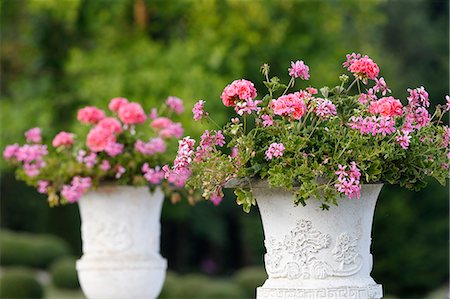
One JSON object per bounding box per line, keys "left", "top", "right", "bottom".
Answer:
{"left": 108, "top": 98, "right": 129, "bottom": 112}
{"left": 150, "top": 117, "right": 172, "bottom": 129}
{"left": 166, "top": 96, "right": 184, "bottom": 115}
{"left": 265, "top": 143, "right": 285, "bottom": 160}
{"left": 52, "top": 132, "right": 74, "bottom": 148}
{"left": 192, "top": 100, "right": 207, "bottom": 121}
{"left": 272, "top": 92, "right": 307, "bottom": 120}
{"left": 288, "top": 60, "right": 310, "bottom": 80}
{"left": 25, "top": 128, "right": 42, "bottom": 143}
{"left": 98, "top": 117, "right": 122, "bottom": 134}
{"left": 77, "top": 106, "right": 106, "bottom": 124}
{"left": 345, "top": 54, "right": 380, "bottom": 81}
{"left": 118, "top": 102, "right": 147, "bottom": 125}
{"left": 86, "top": 126, "right": 116, "bottom": 152}
{"left": 220, "top": 79, "right": 257, "bottom": 107}
{"left": 369, "top": 96, "right": 403, "bottom": 117}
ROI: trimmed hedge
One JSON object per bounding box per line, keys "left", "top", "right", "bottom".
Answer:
{"left": 50, "top": 256, "right": 80, "bottom": 289}
{"left": 0, "top": 229, "right": 71, "bottom": 269}
{"left": 0, "top": 267, "right": 44, "bottom": 299}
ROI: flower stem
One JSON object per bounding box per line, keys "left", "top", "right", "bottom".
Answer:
{"left": 282, "top": 77, "right": 295, "bottom": 96}
{"left": 346, "top": 78, "right": 358, "bottom": 93}
{"left": 207, "top": 115, "right": 222, "bottom": 130}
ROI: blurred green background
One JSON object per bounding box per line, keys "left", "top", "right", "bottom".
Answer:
{"left": 0, "top": 0, "right": 448, "bottom": 298}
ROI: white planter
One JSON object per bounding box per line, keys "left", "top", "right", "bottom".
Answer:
{"left": 254, "top": 182, "right": 383, "bottom": 299}
{"left": 76, "top": 185, "right": 167, "bottom": 299}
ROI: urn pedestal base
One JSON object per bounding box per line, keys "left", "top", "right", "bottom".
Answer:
{"left": 254, "top": 182, "right": 384, "bottom": 299}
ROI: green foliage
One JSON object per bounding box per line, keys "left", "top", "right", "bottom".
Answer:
{"left": 0, "top": 267, "right": 44, "bottom": 299}
{"left": 49, "top": 256, "right": 80, "bottom": 290}
{"left": 233, "top": 266, "right": 267, "bottom": 298}
{"left": 0, "top": 229, "right": 71, "bottom": 269}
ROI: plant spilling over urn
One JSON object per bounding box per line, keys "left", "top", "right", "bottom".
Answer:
{"left": 4, "top": 96, "right": 188, "bottom": 206}
{"left": 176, "top": 54, "right": 450, "bottom": 211}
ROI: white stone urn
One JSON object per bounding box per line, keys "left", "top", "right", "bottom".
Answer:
{"left": 253, "top": 181, "right": 383, "bottom": 299}
{"left": 76, "top": 185, "right": 167, "bottom": 299}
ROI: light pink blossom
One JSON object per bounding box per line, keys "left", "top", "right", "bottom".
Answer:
{"left": 159, "top": 122, "right": 184, "bottom": 139}
{"left": 265, "top": 143, "right": 285, "bottom": 160}
{"left": 306, "top": 87, "right": 318, "bottom": 95}
{"left": 109, "top": 98, "right": 129, "bottom": 112}
{"left": 83, "top": 153, "right": 97, "bottom": 168}
{"left": 235, "top": 98, "right": 261, "bottom": 115}
{"left": 372, "top": 77, "right": 391, "bottom": 95}
{"left": 150, "top": 117, "right": 172, "bottom": 129}
{"left": 346, "top": 54, "right": 379, "bottom": 81}
{"left": 210, "top": 188, "right": 224, "bottom": 206}
{"left": 193, "top": 100, "right": 207, "bottom": 121}
{"left": 135, "top": 138, "right": 166, "bottom": 155}
{"left": 149, "top": 108, "right": 158, "bottom": 119}
{"left": 100, "top": 160, "right": 111, "bottom": 171}
{"left": 61, "top": 176, "right": 92, "bottom": 203}
{"left": 288, "top": 60, "right": 310, "bottom": 80}
{"left": 334, "top": 162, "right": 361, "bottom": 199}
{"left": 52, "top": 132, "right": 74, "bottom": 148}
{"left": 37, "top": 180, "right": 49, "bottom": 194}
{"left": 163, "top": 137, "right": 196, "bottom": 187}
{"left": 142, "top": 164, "right": 164, "bottom": 184}
{"left": 395, "top": 133, "right": 411, "bottom": 149}
{"left": 104, "top": 142, "right": 124, "bottom": 157}
{"left": 77, "top": 106, "right": 106, "bottom": 124}
{"left": 115, "top": 165, "right": 126, "bottom": 179}
{"left": 261, "top": 114, "right": 273, "bottom": 127}
{"left": 166, "top": 96, "right": 184, "bottom": 115}
{"left": 25, "top": 128, "right": 42, "bottom": 143}
{"left": 314, "top": 98, "right": 337, "bottom": 119}
{"left": 3, "top": 143, "right": 20, "bottom": 160}
{"left": 118, "top": 102, "right": 147, "bottom": 125}
{"left": 445, "top": 95, "right": 450, "bottom": 111}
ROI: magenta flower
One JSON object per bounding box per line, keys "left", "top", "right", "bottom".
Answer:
{"left": 265, "top": 143, "right": 285, "bottom": 160}
{"left": 445, "top": 95, "right": 450, "bottom": 112}
{"left": 373, "top": 77, "right": 391, "bottom": 96}
{"left": 37, "top": 180, "right": 49, "bottom": 194}
{"left": 100, "top": 160, "right": 111, "bottom": 171}
{"left": 192, "top": 100, "right": 207, "bottom": 121}
{"left": 135, "top": 138, "right": 166, "bottom": 155}
{"left": 369, "top": 96, "right": 403, "bottom": 117}
{"left": 334, "top": 162, "right": 361, "bottom": 199}
{"left": 25, "top": 128, "right": 42, "bottom": 143}
{"left": 345, "top": 54, "right": 379, "bottom": 81}
{"left": 210, "top": 188, "right": 224, "bottom": 206}
{"left": 61, "top": 176, "right": 92, "bottom": 203}
{"left": 142, "top": 164, "right": 165, "bottom": 184}
{"left": 288, "top": 60, "right": 310, "bottom": 80}
{"left": 104, "top": 142, "right": 124, "bottom": 157}
{"left": 3, "top": 143, "right": 20, "bottom": 160}
{"left": 159, "top": 122, "right": 184, "bottom": 139}
{"left": 98, "top": 117, "right": 122, "bottom": 134}
{"left": 86, "top": 126, "right": 116, "bottom": 152}
{"left": 166, "top": 96, "right": 184, "bottom": 115}
{"left": 115, "top": 165, "right": 126, "bottom": 179}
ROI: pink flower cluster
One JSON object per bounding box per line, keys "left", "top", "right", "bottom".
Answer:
{"left": 52, "top": 132, "right": 74, "bottom": 148}
{"left": 314, "top": 98, "right": 337, "bottom": 119}
{"left": 395, "top": 133, "right": 412, "bottom": 149}
{"left": 344, "top": 53, "right": 379, "bottom": 81}
{"left": 163, "top": 137, "right": 196, "bottom": 187}
{"left": 61, "top": 176, "right": 92, "bottom": 203}
{"left": 86, "top": 127, "right": 116, "bottom": 152}
{"left": 335, "top": 162, "right": 361, "bottom": 199}
{"left": 288, "top": 60, "right": 310, "bottom": 80}
{"left": 77, "top": 107, "right": 106, "bottom": 124}
{"left": 104, "top": 142, "right": 124, "bottom": 157}
{"left": 358, "top": 89, "right": 377, "bottom": 105}
{"left": 261, "top": 114, "right": 273, "bottom": 127}
{"left": 402, "top": 87, "right": 431, "bottom": 132}
{"left": 166, "top": 96, "right": 184, "bottom": 115}
{"left": 118, "top": 102, "right": 147, "bottom": 125}
{"left": 37, "top": 180, "right": 49, "bottom": 194}
{"left": 3, "top": 143, "right": 48, "bottom": 177}
{"left": 272, "top": 92, "right": 307, "bottom": 120}
{"left": 235, "top": 98, "right": 261, "bottom": 115}
{"left": 210, "top": 188, "right": 224, "bottom": 206}
{"left": 220, "top": 79, "right": 257, "bottom": 107}
{"left": 135, "top": 138, "right": 166, "bottom": 155}
{"left": 265, "top": 143, "right": 285, "bottom": 160}
{"left": 348, "top": 116, "right": 396, "bottom": 136}
{"left": 77, "top": 150, "right": 97, "bottom": 168}
{"left": 192, "top": 100, "right": 207, "bottom": 121}
{"left": 369, "top": 96, "right": 403, "bottom": 117}
{"left": 25, "top": 128, "right": 42, "bottom": 143}
{"left": 109, "top": 98, "right": 129, "bottom": 112}
{"left": 142, "top": 164, "right": 164, "bottom": 184}
{"left": 373, "top": 77, "right": 391, "bottom": 96}
{"left": 194, "top": 130, "right": 225, "bottom": 162}
{"left": 150, "top": 117, "right": 184, "bottom": 139}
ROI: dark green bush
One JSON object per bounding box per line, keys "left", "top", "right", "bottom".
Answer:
{"left": 0, "top": 229, "right": 71, "bottom": 269}
{"left": 233, "top": 266, "right": 267, "bottom": 298}
{"left": 49, "top": 256, "right": 80, "bottom": 289}
{"left": 197, "top": 281, "right": 246, "bottom": 299}
{"left": 0, "top": 267, "right": 44, "bottom": 299}
{"left": 169, "top": 274, "right": 212, "bottom": 299}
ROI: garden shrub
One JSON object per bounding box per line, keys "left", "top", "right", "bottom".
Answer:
{"left": 0, "top": 229, "right": 71, "bottom": 269}
{"left": 197, "top": 280, "right": 246, "bottom": 299}
{"left": 50, "top": 256, "right": 80, "bottom": 289}
{"left": 0, "top": 267, "right": 44, "bottom": 299}
{"left": 233, "top": 266, "right": 267, "bottom": 298}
